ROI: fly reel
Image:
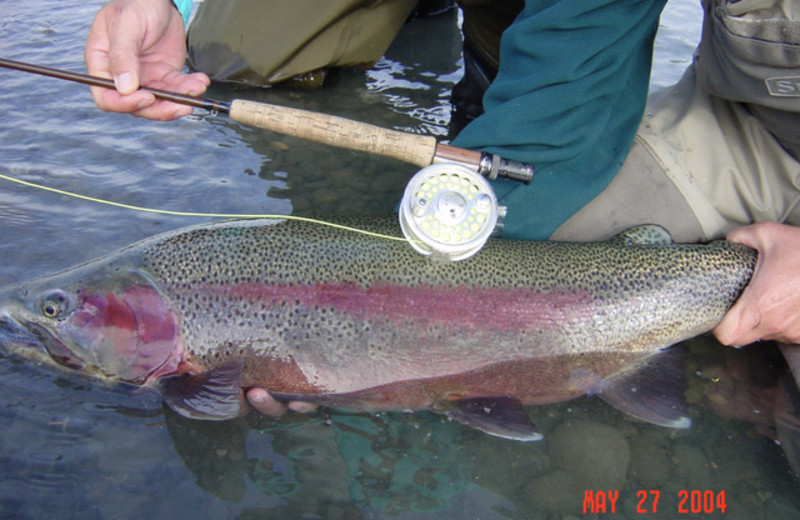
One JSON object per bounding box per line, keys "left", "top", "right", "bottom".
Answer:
{"left": 399, "top": 163, "right": 505, "bottom": 261}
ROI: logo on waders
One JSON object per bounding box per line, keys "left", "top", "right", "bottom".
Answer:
{"left": 766, "top": 76, "right": 800, "bottom": 97}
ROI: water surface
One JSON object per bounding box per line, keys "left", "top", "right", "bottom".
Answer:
{"left": 0, "top": 1, "right": 798, "bottom": 518}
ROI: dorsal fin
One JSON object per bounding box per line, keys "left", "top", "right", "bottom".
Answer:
{"left": 611, "top": 225, "right": 674, "bottom": 246}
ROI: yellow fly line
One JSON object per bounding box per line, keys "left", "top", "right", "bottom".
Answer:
{"left": 0, "top": 173, "right": 412, "bottom": 243}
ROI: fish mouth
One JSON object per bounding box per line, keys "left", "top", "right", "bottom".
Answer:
{"left": 24, "top": 321, "right": 86, "bottom": 371}
{"left": 0, "top": 313, "right": 41, "bottom": 351}
{"left": 0, "top": 313, "right": 85, "bottom": 371}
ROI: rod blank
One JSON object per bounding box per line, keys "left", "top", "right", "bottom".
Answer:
{"left": 0, "top": 57, "right": 534, "bottom": 182}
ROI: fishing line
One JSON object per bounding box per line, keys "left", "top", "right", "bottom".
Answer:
{"left": 0, "top": 173, "right": 412, "bottom": 243}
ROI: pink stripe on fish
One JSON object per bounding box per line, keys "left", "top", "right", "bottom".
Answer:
{"left": 227, "top": 282, "right": 594, "bottom": 331}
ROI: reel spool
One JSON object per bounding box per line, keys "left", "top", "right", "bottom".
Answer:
{"left": 399, "top": 163, "right": 504, "bottom": 261}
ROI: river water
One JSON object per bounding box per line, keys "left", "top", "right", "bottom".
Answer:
{"left": 0, "top": 1, "right": 798, "bottom": 518}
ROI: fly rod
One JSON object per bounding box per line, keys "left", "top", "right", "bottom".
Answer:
{"left": 0, "top": 57, "right": 533, "bottom": 184}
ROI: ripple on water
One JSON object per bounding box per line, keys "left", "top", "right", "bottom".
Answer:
{"left": 0, "top": 0, "right": 799, "bottom": 518}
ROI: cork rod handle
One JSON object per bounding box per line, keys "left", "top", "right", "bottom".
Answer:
{"left": 229, "top": 99, "right": 439, "bottom": 167}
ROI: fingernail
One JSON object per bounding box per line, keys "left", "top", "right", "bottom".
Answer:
{"left": 114, "top": 72, "right": 136, "bottom": 94}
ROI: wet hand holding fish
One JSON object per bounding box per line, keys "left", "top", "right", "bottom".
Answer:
{"left": 0, "top": 216, "right": 756, "bottom": 440}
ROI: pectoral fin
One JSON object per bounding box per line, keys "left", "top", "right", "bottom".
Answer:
{"left": 435, "top": 396, "right": 542, "bottom": 441}
{"left": 596, "top": 347, "right": 691, "bottom": 429}
{"left": 158, "top": 361, "right": 245, "bottom": 420}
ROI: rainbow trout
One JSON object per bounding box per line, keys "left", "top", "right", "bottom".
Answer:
{"left": 0, "top": 216, "right": 756, "bottom": 440}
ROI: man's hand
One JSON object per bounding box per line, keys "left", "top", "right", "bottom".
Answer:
{"left": 245, "top": 388, "right": 318, "bottom": 417}
{"left": 714, "top": 222, "right": 800, "bottom": 346}
{"left": 85, "top": 0, "right": 210, "bottom": 120}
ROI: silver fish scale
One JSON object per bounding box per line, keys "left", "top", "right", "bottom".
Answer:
{"left": 141, "top": 215, "right": 753, "bottom": 291}
{"left": 133, "top": 216, "right": 756, "bottom": 391}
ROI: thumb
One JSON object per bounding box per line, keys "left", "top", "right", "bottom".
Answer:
{"left": 106, "top": 16, "right": 144, "bottom": 95}
{"left": 713, "top": 296, "right": 759, "bottom": 346}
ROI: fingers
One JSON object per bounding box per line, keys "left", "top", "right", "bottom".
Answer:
{"left": 713, "top": 222, "right": 800, "bottom": 346}
{"left": 713, "top": 225, "right": 767, "bottom": 346}
{"left": 713, "top": 294, "right": 762, "bottom": 347}
{"left": 85, "top": 1, "right": 146, "bottom": 110}
{"left": 92, "top": 67, "right": 210, "bottom": 121}
{"left": 246, "top": 388, "right": 289, "bottom": 417}
{"left": 88, "top": 85, "right": 157, "bottom": 115}
{"left": 84, "top": 2, "right": 114, "bottom": 79}
{"left": 724, "top": 225, "right": 763, "bottom": 250}
{"left": 104, "top": 8, "right": 146, "bottom": 95}
{"left": 716, "top": 297, "right": 800, "bottom": 346}
{"left": 245, "top": 388, "right": 318, "bottom": 418}
{"left": 90, "top": 68, "right": 210, "bottom": 119}
{"left": 288, "top": 401, "right": 319, "bottom": 414}
{"left": 84, "top": 0, "right": 210, "bottom": 120}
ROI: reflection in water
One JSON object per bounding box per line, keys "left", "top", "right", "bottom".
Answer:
{"left": 165, "top": 405, "right": 514, "bottom": 519}
{"left": 153, "top": 338, "right": 800, "bottom": 519}
{"left": 198, "top": 9, "right": 465, "bottom": 218}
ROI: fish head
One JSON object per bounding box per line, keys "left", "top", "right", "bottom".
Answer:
{"left": 0, "top": 261, "right": 183, "bottom": 385}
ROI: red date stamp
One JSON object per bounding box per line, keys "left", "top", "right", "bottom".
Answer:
{"left": 583, "top": 489, "right": 727, "bottom": 514}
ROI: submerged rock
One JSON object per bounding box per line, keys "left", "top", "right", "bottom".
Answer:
{"left": 628, "top": 430, "right": 671, "bottom": 488}
{"left": 549, "top": 420, "right": 630, "bottom": 490}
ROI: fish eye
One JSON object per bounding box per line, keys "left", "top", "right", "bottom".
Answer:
{"left": 39, "top": 290, "right": 74, "bottom": 319}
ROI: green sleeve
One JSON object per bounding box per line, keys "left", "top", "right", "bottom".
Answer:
{"left": 452, "top": 0, "right": 667, "bottom": 239}
{"left": 171, "top": 0, "right": 193, "bottom": 26}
